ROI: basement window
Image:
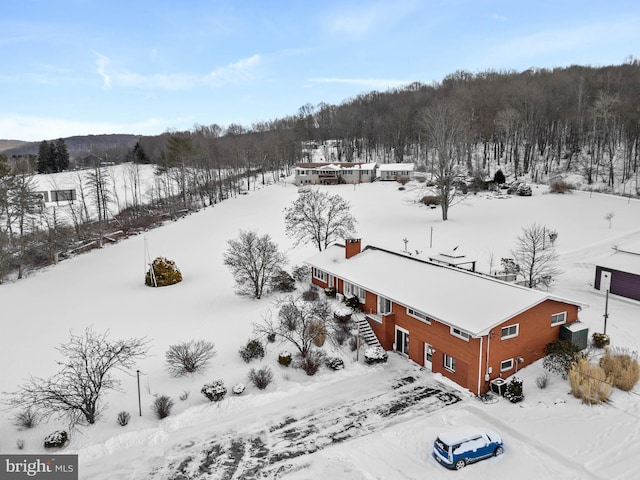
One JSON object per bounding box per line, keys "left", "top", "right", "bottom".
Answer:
{"left": 500, "top": 358, "right": 514, "bottom": 372}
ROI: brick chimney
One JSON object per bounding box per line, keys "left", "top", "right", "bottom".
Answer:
{"left": 345, "top": 238, "right": 362, "bottom": 259}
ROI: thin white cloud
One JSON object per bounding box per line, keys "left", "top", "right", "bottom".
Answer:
{"left": 310, "top": 77, "right": 412, "bottom": 89}
{"left": 325, "top": 0, "right": 419, "bottom": 37}
{"left": 489, "top": 13, "right": 508, "bottom": 22}
{"left": 91, "top": 53, "right": 261, "bottom": 90}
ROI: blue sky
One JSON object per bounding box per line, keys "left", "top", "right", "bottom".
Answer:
{"left": 1, "top": 0, "right": 638, "bottom": 142}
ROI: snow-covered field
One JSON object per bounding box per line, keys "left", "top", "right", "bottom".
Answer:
{"left": 2, "top": 171, "right": 640, "bottom": 479}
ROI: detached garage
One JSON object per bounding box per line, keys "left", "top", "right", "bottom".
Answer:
{"left": 595, "top": 246, "right": 640, "bottom": 302}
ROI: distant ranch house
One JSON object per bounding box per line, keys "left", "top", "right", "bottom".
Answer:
{"left": 294, "top": 162, "right": 377, "bottom": 186}
{"left": 378, "top": 163, "right": 415, "bottom": 181}
{"left": 595, "top": 245, "right": 640, "bottom": 302}
{"left": 305, "top": 239, "right": 583, "bottom": 395}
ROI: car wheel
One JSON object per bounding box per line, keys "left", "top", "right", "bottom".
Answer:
{"left": 454, "top": 459, "right": 466, "bottom": 470}
{"left": 494, "top": 446, "right": 504, "bottom": 456}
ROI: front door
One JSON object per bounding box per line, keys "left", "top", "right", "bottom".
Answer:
{"left": 600, "top": 270, "right": 611, "bottom": 292}
{"left": 424, "top": 343, "right": 433, "bottom": 371}
{"left": 395, "top": 327, "right": 409, "bottom": 356}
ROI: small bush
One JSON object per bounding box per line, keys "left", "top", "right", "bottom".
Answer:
{"left": 16, "top": 439, "right": 25, "bottom": 450}
{"left": 504, "top": 377, "right": 524, "bottom": 403}
{"left": 569, "top": 358, "right": 612, "bottom": 405}
{"left": 364, "top": 347, "right": 388, "bottom": 365}
{"left": 348, "top": 335, "right": 360, "bottom": 351}
{"left": 166, "top": 339, "right": 216, "bottom": 377}
{"left": 239, "top": 339, "right": 266, "bottom": 363}
{"left": 179, "top": 390, "right": 190, "bottom": 401}
{"left": 43, "top": 430, "right": 68, "bottom": 449}
{"left": 14, "top": 408, "right": 39, "bottom": 429}
{"left": 152, "top": 395, "right": 174, "bottom": 419}
{"left": 145, "top": 256, "right": 182, "bottom": 287}
{"left": 543, "top": 339, "right": 582, "bottom": 379}
{"left": 271, "top": 269, "right": 296, "bottom": 292}
{"left": 302, "top": 287, "right": 319, "bottom": 301}
{"left": 334, "top": 309, "right": 352, "bottom": 324}
{"left": 600, "top": 348, "right": 640, "bottom": 391}
{"left": 421, "top": 195, "right": 441, "bottom": 207}
{"left": 396, "top": 175, "right": 410, "bottom": 185}
{"left": 296, "top": 351, "right": 323, "bottom": 376}
{"left": 493, "top": 169, "right": 506, "bottom": 185}
{"left": 308, "top": 320, "right": 327, "bottom": 347}
{"left": 232, "top": 383, "right": 246, "bottom": 395}
{"left": 324, "top": 286, "right": 337, "bottom": 297}
{"left": 278, "top": 351, "right": 293, "bottom": 367}
{"left": 248, "top": 366, "right": 274, "bottom": 390}
{"left": 116, "top": 411, "right": 131, "bottom": 426}
{"left": 549, "top": 179, "right": 574, "bottom": 194}
{"left": 592, "top": 332, "right": 610, "bottom": 348}
{"left": 326, "top": 357, "right": 345, "bottom": 370}
{"left": 536, "top": 373, "right": 550, "bottom": 389}
{"left": 201, "top": 380, "right": 227, "bottom": 402}
{"left": 267, "top": 332, "right": 276, "bottom": 343}
{"left": 291, "top": 265, "right": 310, "bottom": 282}
{"left": 344, "top": 295, "right": 360, "bottom": 309}
{"left": 398, "top": 186, "right": 405, "bottom": 191}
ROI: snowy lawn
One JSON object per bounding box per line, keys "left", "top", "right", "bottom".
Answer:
{"left": 1, "top": 173, "right": 640, "bottom": 479}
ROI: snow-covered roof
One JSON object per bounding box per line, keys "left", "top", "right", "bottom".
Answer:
{"left": 305, "top": 244, "right": 579, "bottom": 337}
{"left": 597, "top": 249, "right": 640, "bottom": 276}
{"left": 378, "top": 163, "right": 415, "bottom": 171}
{"left": 295, "top": 162, "right": 377, "bottom": 171}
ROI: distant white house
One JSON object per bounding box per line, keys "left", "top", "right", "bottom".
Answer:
{"left": 378, "top": 163, "right": 415, "bottom": 181}
{"left": 294, "top": 162, "right": 377, "bottom": 186}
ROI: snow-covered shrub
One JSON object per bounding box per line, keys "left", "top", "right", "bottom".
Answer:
{"left": 420, "top": 195, "right": 441, "bottom": 207}
{"left": 326, "top": 357, "right": 344, "bottom": 370}
{"left": 267, "top": 332, "right": 276, "bottom": 343}
{"left": 600, "top": 348, "right": 640, "bottom": 391}
{"left": 248, "top": 366, "right": 274, "bottom": 390}
{"left": 291, "top": 265, "right": 310, "bottom": 282}
{"left": 344, "top": 295, "right": 360, "bottom": 309}
{"left": 324, "top": 286, "right": 336, "bottom": 298}
{"left": 271, "top": 269, "right": 296, "bottom": 292}
{"left": 116, "top": 411, "right": 131, "bottom": 426}
{"left": 396, "top": 175, "right": 410, "bottom": 186}
{"left": 569, "top": 358, "right": 612, "bottom": 405}
{"left": 504, "top": 377, "right": 524, "bottom": 403}
{"left": 543, "top": 339, "right": 582, "bottom": 379}
{"left": 14, "top": 408, "right": 39, "bottom": 429}
{"left": 296, "top": 351, "right": 323, "bottom": 376}
{"left": 239, "top": 339, "right": 266, "bottom": 363}
{"left": 278, "top": 351, "right": 292, "bottom": 367}
{"left": 152, "top": 395, "right": 174, "bottom": 419}
{"left": 592, "top": 332, "right": 610, "bottom": 349}
{"left": 232, "top": 383, "right": 245, "bottom": 395}
{"left": 302, "top": 286, "right": 319, "bottom": 301}
{"left": 145, "top": 256, "right": 182, "bottom": 287}
{"left": 201, "top": 380, "right": 227, "bottom": 402}
{"left": 536, "top": 373, "right": 550, "bottom": 389}
{"left": 549, "top": 179, "right": 574, "bottom": 194}
{"left": 43, "top": 430, "right": 68, "bottom": 449}
{"left": 364, "top": 347, "right": 388, "bottom": 365}
{"left": 165, "top": 339, "right": 216, "bottom": 377}
{"left": 348, "top": 335, "right": 359, "bottom": 351}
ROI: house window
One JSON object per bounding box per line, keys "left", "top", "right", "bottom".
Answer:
{"left": 501, "top": 324, "right": 519, "bottom": 340}
{"left": 407, "top": 307, "right": 431, "bottom": 324}
{"left": 444, "top": 354, "right": 456, "bottom": 372}
{"left": 379, "top": 296, "right": 392, "bottom": 315}
{"left": 345, "top": 282, "right": 365, "bottom": 303}
{"left": 500, "top": 358, "right": 514, "bottom": 372}
{"left": 450, "top": 327, "right": 470, "bottom": 341}
{"left": 312, "top": 268, "right": 327, "bottom": 282}
{"left": 551, "top": 311, "right": 567, "bottom": 326}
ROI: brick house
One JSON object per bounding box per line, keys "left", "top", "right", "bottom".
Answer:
{"left": 305, "top": 239, "right": 582, "bottom": 395}
{"left": 294, "top": 162, "right": 377, "bottom": 186}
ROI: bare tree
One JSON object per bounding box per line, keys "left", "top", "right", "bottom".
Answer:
{"left": 418, "top": 100, "right": 468, "bottom": 220}
{"left": 511, "top": 223, "right": 561, "bottom": 289}
{"left": 223, "top": 229, "right": 287, "bottom": 299}
{"left": 284, "top": 190, "right": 357, "bottom": 251}
{"left": 5, "top": 328, "right": 148, "bottom": 427}
{"left": 254, "top": 295, "right": 332, "bottom": 358}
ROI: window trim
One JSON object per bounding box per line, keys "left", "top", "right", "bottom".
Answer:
{"left": 312, "top": 268, "right": 327, "bottom": 282}
{"left": 444, "top": 354, "right": 456, "bottom": 372}
{"left": 379, "top": 296, "right": 392, "bottom": 315}
{"left": 501, "top": 324, "right": 519, "bottom": 340}
{"left": 450, "top": 327, "right": 470, "bottom": 342}
{"left": 551, "top": 311, "right": 567, "bottom": 326}
{"left": 500, "top": 358, "right": 514, "bottom": 372}
{"left": 407, "top": 307, "right": 431, "bottom": 324}
{"left": 344, "top": 281, "right": 366, "bottom": 303}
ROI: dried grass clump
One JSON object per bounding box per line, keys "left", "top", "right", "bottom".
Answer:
{"left": 600, "top": 348, "right": 640, "bottom": 391}
{"left": 308, "top": 321, "right": 327, "bottom": 347}
{"left": 568, "top": 358, "right": 612, "bottom": 405}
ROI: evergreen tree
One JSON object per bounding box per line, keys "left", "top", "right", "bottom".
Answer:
{"left": 37, "top": 141, "right": 55, "bottom": 174}
{"left": 132, "top": 141, "right": 150, "bottom": 164}
{"left": 54, "top": 138, "right": 70, "bottom": 172}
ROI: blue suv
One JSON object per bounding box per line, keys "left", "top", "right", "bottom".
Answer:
{"left": 433, "top": 427, "right": 504, "bottom": 470}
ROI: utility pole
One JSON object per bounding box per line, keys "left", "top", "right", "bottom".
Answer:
{"left": 137, "top": 370, "right": 142, "bottom": 416}
{"left": 603, "top": 289, "right": 609, "bottom": 335}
